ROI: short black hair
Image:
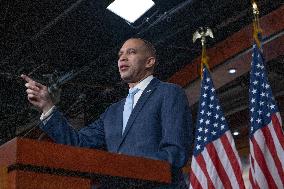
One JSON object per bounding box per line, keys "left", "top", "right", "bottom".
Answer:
{"left": 139, "top": 38, "right": 157, "bottom": 59}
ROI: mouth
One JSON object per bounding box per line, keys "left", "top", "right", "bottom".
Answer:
{"left": 119, "top": 65, "right": 129, "bottom": 72}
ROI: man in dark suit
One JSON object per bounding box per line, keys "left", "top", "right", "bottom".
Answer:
{"left": 22, "top": 38, "right": 193, "bottom": 188}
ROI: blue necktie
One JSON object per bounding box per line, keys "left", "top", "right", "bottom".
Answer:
{"left": 122, "top": 88, "right": 139, "bottom": 134}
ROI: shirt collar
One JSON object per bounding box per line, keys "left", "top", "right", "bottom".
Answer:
{"left": 132, "top": 75, "right": 154, "bottom": 92}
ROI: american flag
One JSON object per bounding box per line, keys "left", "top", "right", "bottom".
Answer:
{"left": 248, "top": 39, "right": 284, "bottom": 188}
{"left": 189, "top": 66, "right": 245, "bottom": 189}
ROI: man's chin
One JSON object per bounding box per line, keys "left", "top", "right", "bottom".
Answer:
{"left": 120, "top": 76, "right": 132, "bottom": 83}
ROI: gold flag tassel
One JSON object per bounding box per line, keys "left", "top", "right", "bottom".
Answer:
{"left": 252, "top": 1, "right": 262, "bottom": 48}
{"left": 193, "top": 27, "right": 214, "bottom": 78}
{"left": 201, "top": 44, "right": 209, "bottom": 78}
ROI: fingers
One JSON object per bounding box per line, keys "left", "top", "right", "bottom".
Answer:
{"left": 21, "top": 74, "right": 45, "bottom": 90}
{"left": 21, "top": 74, "right": 32, "bottom": 82}
{"left": 26, "top": 88, "right": 39, "bottom": 96}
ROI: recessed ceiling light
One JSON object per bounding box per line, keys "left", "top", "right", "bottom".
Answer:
{"left": 233, "top": 131, "right": 240, "bottom": 136}
{"left": 107, "top": 0, "right": 155, "bottom": 23}
{"left": 228, "top": 68, "right": 237, "bottom": 74}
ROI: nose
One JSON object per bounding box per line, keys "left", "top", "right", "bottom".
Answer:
{"left": 118, "top": 53, "right": 128, "bottom": 63}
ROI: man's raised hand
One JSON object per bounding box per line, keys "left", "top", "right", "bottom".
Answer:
{"left": 21, "top": 74, "right": 54, "bottom": 114}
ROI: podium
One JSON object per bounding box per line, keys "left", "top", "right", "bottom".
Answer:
{"left": 0, "top": 138, "right": 171, "bottom": 189}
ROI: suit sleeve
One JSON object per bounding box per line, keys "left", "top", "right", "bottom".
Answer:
{"left": 157, "top": 85, "right": 193, "bottom": 168}
{"left": 40, "top": 109, "right": 106, "bottom": 149}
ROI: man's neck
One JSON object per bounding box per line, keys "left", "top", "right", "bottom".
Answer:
{"left": 128, "top": 74, "right": 152, "bottom": 88}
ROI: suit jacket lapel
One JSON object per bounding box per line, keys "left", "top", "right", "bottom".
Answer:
{"left": 117, "top": 78, "right": 160, "bottom": 148}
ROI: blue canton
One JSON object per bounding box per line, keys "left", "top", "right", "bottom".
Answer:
{"left": 249, "top": 43, "right": 278, "bottom": 137}
{"left": 193, "top": 66, "right": 230, "bottom": 156}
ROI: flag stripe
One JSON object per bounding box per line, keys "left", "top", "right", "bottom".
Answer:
{"left": 249, "top": 140, "right": 269, "bottom": 188}
{"left": 202, "top": 147, "right": 223, "bottom": 189}
{"left": 262, "top": 123, "right": 284, "bottom": 186}
{"left": 196, "top": 154, "right": 215, "bottom": 189}
{"left": 189, "top": 167, "right": 203, "bottom": 189}
{"left": 191, "top": 157, "right": 208, "bottom": 189}
{"left": 269, "top": 114, "right": 284, "bottom": 167}
{"left": 251, "top": 136, "right": 278, "bottom": 188}
{"left": 213, "top": 138, "right": 239, "bottom": 188}
{"left": 206, "top": 142, "right": 232, "bottom": 189}
{"left": 220, "top": 132, "right": 245, "bottom": 189}
{"left": 249, "top": 166, "right": 261, "bottom": 189}
{"left": 271, "top": 113, "right": 284, "bottom": 150}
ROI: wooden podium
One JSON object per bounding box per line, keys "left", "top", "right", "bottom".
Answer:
{"left": 0, "top": 138, "right": 171, "bottom": 189}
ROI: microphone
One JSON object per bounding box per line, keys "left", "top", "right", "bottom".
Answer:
{"left": 45, "top": 71, "right": 75, "bottom": 104}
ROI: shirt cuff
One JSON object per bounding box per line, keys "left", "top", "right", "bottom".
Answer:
{"left": 40, "top": 105, "right": 56, "bottom": 124}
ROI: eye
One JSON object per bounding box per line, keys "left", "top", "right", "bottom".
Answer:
{"left": 128, "top": 49, "right": 136, "bottom": 54}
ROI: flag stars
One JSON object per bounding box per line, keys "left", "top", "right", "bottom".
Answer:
{"left": 259, "top": 101, "right": 264, "bottom": 106}
{"left": 211, "top": 88, "right": 215, "bottom": 92}
{"left": 252, "top": 89, "right": 257, "bottom": 94}
{"left": 209, "top": 104, "right": 213, "bottom": 109}
{"left": 256, "top": 118, "right": 261, "bottom": 123}
{"left": 204, "top": 129, "right": 208, "bottom": 133}
{"left": 221, "top": 125, "right": 225, "bottom": 130}
{"left": 221, "top": 117, "right": 225, "bottom": 121}
{"left": 210, "top": 96, "right": 214, "bottom": 101}
{"left": 205, "top": 120, "right": 210, "bottom": 125}
{"left": 253, "top": 80, "right": 258, "bottom": 85}
{"left": 213, "top": 123, "right": 218, "bottom": 127}
{"left": 201, "top": 102, "right": 206, "bottom": 107}
{"left": 204, "top": 137, "right": 207, "bottom": 142}
{"left": 270, "top": 104, "right": 275, "bottom": 109}
{"left": 211, "top": 131, "right": 216, "bottom": 135}
{"left": 214, "top": 114, "right": 219, "bottom": 119}
{"left": 203, "top": 93, "right": 207, "bottom": 98}
{"left": 216, "top": 105, "right": 220, "bottom": 110}
{"left": 200, "top": 110, "right": 205, "bottom": 115}
{"left": 196, "top": 145, "right": 201, "bottom": 150}
{"left": 206, "top": 78, "right": 210, "bottom": 82}
{"left": 261, "top": 92, "right": 265, "bottom": 97}
{"left": 199, "top": 118, "right": 204, "bottom": 124}
{"left": 204, "top": 85, "right": 209, "bottom": 90}
{"left": 261, "top": 65, "right": 264, "bottom": 69}
{"left": 261, "top": 83, "right": 265, "bottom": 88}
{"left": 198, "top": 127, "right": 203, "bottom": 132}
{"left": 206, "top": 112, "right": 212, "bottom": 116}
{"left": 257, "top": 110, "right": 262, "bottom": 115}
{"left": 251, "top": 98, "right": 255, "bottom": 103}
{"left": 197, "top": 136, "right": 201, "bottom": 141}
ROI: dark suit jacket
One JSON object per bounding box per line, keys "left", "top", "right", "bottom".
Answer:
{"left": 40, "top": 78, "right": 193, "bottom": 169}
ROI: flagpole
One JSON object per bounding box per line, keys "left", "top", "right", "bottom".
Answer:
{"left": 252, "top": 1, "right": 262, "bottom": 48}
{"left": 192, "top": 27, "right": 214, "bottom": 77}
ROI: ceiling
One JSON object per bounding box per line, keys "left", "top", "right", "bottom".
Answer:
{"left": 0, "top": 0, "right": 283, "bottom": 147}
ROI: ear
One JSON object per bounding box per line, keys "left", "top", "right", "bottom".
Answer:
{"left": 145, "top": 57, "right": 156, "bottom": 69}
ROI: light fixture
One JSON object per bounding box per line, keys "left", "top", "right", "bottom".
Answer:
{"left": 228, "top": 68, "right": 237, "bottom": 74}
{"left": 233, "top": 131, "right": 240, "bottom": 136}
{"left": 107, "top": 0, "right": 155, "bottom": 23}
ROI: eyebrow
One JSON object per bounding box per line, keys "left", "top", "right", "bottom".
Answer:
{"left": 118, "top": 48, "right": 137, "bottom": 56}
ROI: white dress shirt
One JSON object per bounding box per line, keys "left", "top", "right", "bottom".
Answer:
{"left": 131, "top": 75, "right": 154, "bottom": 107}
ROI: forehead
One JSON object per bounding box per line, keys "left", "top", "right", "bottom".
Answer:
{"left": 119, "top": 39, "right": 145, "bottom": 51}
